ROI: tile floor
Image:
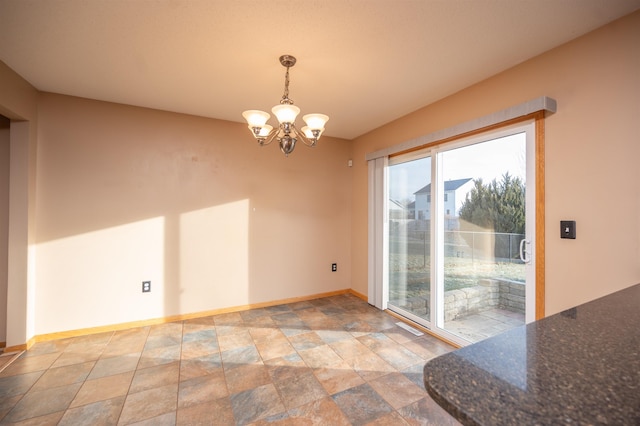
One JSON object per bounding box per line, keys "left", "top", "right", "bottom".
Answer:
{"left": 0, "top": 294, "right": 461, "bottom": 425}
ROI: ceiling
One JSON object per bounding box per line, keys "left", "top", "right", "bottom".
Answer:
{"left": 1, "top": 1, "right": 639, "bottom": 140}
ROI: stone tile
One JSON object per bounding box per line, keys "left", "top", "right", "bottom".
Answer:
{"left": 0, "top": 295, "right": 459, "bottom": 425}
{"left": 6, "top": 410, "right": 65, "bottom": 425}
{"left": 285, "top": 300, "right": 316, "bottom": 311}
{"left": 398, "top": 396, "right": 462, "bottom": 425}
{"left": 287, "top": 396, "right": 351, "bottom": 425}
{"left": 272, "top": 371, "right": 327, "bottom": 410}
{"left": 264, "top": 304, "right": 292, "bottom": 314}
{"left": 249, "top": 327, "right": 285, "bottom": 343}
{"left": 0, "top": 371, "right": 44, "bottom": 399}
{"left": 178, "top": 370, "right": 228, "bottom": 408}
{"left": 50, "top": 348, "right": 103, "bottom": 369}
{"left": 118, "top": 383, "right": 178, "bottom": 424}
{"left": 3, "top": 382, "right": 82, "bottom": 423}
{"left": 329, "top": 338, "right": 376, "bottom": 361}
{"left": 270, "top": 312, "right": 305, "bottom": 329}
{"left": 0, "top": 353, "right": 60, "bottom": 377}
{"left": 179, "top": 352, "right": 222, "bottom": 381}
{"left": 287, "top": 332, "right": 325, "bottom": 351}
{"left": 400, "top": 339, "right": 441, "bottom": 361}
{"left": 255, "top": 339, "right": 296, "bottom": 362}
{"left": 20, "top": 340, "right": 70, "bottom": 357}
{"left": 213, "top": 312, "right": 244, "bottom": 327}
{"left": 229, "top": 383, "right": 286, "bottom": 425}
{"left": 88, "top": 353, "right": 140, "bottom": 379}
{"left": 224, "top": 363, "right": 270, "bottom": 394}
{"left": 144, "top": 334, "right": 182, "bottom": 351}
{"left": 331, "top": 383, "right": 394, "bottom": 425}
{"left": 220, "top": 345, "right": 261, "bottom": 367}
{"left": 401, "top": 363, "right": 429, "bottom": 389}
{"left": 217, "top": 330, "right": 254, "bottom": 352}
{"left": 180, "top": 337, "right": 219, "bottom": 361}
{"left": 267, "top": 362, "right": 311, "bottom": 383}
{"left": 31, "top": 361, "right": 95, "bottom": 391}
{"left": 70, "top": 371, "right": 134, "bottom": 407}
{"left": 369, "top": 372, "right": 426, "bottom": 410}
{"left": 130, "top": 361, "right": 180, "bottom": 394}
{"left": 357, "top": 332, "right": 395, "bottom": 352}
{"left": 176, "top": 397, "right": 235, "bottom": 425}
{"left": 182, "top": 316, "right": 215, "bottom": 331}
{"left": 127, "top": 411, "right": 176, "bottom": 425}
{"left": 0, "top": 394, "right": 22, "bottom": 420}
{"left": 239, "top": 307, "right": 269, "bottom": 322}
{"left": 297, "top": 345, "right": 346, "bottom": 369}
{"left": 279, "top": 326, "right": 311, "bottom": 337}
{"left": 315, "top": 330, "right": 353, "bottom": 344}
{"left": 101, "top": 339, "right": 146, "bottom": 359}
{"left": 375, "top": 345, "right": 424, "bottom": 371}
{"left": 313, "top": 366, "right": 365, "bottom": 395}
{"left": 364, "top": 410, "right": 411, "bottom": 425}
{"left": 65, "top": 332, "right": 113, "bottom": 348}
{"left": 248, "top": 411, "right": 291, "bottom": 425}
{"left": 346, "top": 352, "right": 396, "bottom": 382}
{"left": 58, "top": 395, "right": 125, "bottom": 426}
{"left": 147, "top": 322, "right": 183, "bottom": 339}
{"left": 242, "top": 314, "right": 276, "bottom": 328}
{"left": 137, "top": 344, "right": 181, "bottom": 369}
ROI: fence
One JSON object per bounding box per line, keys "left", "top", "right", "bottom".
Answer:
{"left": 389, "top": 220, "right": 525, "bottom": 265}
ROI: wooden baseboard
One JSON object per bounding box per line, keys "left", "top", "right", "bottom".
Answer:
{"left": 348, "top": 288, "right": 368, "bottom": 302}
{"left": 4, "top": 336, "right": 34, "bottom": 353}
{"left": 27, "top": 288, "right": 360, "bottom": 346}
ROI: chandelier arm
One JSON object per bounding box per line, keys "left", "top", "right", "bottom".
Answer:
{"left": 291, "top": 123, "right": 318, "bottom": 148}
{"left": 258, "top": 127, "right": 280, "bottom": 147}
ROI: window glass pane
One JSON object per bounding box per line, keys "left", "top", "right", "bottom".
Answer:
{"left": 439, "top": 133, "right": 526, "bottom": 342}
{"left": 388, "top": 156, "right": 431, "bottom": 322}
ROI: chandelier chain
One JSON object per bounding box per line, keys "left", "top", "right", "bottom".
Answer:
{"left": 281, "top": 66, "right": 293, "bottom": 105}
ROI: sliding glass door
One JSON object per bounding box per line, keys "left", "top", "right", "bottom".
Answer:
{"left": 386, "top": 123, "right": 535, "bottom": 345}
{"left": 387, "top": 155, "right": 432, "bottom": 324}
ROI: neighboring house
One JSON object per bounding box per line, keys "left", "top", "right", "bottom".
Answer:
{"left": 406, "top": 201, "right": 415, "bottom": 220}
{"left": 388, "top": 199, "right": 409, "bottom": 220}
{"left": 413, "top": 178, "right": 474, "bottom": 225}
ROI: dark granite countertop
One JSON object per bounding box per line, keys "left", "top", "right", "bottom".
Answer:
{"left": 424, "top": 284, "right": 640, "bottom": 425}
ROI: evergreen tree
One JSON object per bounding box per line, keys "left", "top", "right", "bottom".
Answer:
{"left": 459, "top": 173, "right": 525, "bottom": 234}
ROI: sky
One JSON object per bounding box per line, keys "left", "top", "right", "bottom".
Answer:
{"left": 389, "top": 132, "right": 526, "bottom": 202}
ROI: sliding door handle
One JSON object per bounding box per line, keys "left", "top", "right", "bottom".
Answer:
{"left": 519, "top": 239, "right": 532, "bottom": 263}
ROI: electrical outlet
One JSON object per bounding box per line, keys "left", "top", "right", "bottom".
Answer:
{"left": 142, "top": 281, "right": 151, "bottom": 293}
{"left": 331, "top": 263, "right": 337, "bottom": 272}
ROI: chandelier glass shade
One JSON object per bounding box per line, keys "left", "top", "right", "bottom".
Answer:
{"left": 242, "top": 55, "right": 329, "bottom": 157}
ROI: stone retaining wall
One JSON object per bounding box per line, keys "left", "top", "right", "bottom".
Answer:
{"left": 391, "top": 278, "right": 526, "bottom": 321}
{"left": 443, "top": 279, "right": 525, "bottom": 321}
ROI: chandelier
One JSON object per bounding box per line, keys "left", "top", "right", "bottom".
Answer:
{"left": 242, "top": 55, "right": 329, "bottom": 157}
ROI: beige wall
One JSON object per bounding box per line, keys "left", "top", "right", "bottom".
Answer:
{"left": 0, "top": 60, "right": 39, "bottom": 347}
{"left": 34, "top": 93, "right": 352, "bottom": 335}
{"left": 351, "top": 11, "right": 640, "bottom": 315}
{"left": 0, "top": 117, "right": 9, "bottom": 341}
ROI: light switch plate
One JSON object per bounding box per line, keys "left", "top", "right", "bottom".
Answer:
{"left": 560, "top": 220, "right": 576, "bottom": 239}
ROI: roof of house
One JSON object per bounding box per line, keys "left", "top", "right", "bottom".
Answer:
{"left": 389, "top": 199, "right": 407, "bottom": 210}
{"left": 414, "top": 178, "right": 472, "bottom": 195}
